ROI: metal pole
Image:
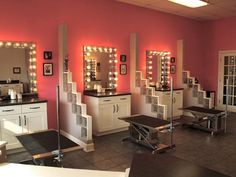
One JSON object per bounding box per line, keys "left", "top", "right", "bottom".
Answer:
{"left": 170, "top": 77, "right": 174, "bottom": 146}
{"left": 56, "top": 85, "right": 62, "bottom": 165}
{"left": 225, "top": 78, "right": 229, "bottom": 133}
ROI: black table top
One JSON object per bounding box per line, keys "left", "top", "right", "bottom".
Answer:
{"left": 120, "top": 115, "right": 170, "bottom": 129}
{"left": 16, "top": 130, "right": 78, "bottom": 156}
{"left": 129, "top": 154, "right": 230, "bottom": 177}
{"left": 183, "top": 106, "right": 224, "bottom": 115}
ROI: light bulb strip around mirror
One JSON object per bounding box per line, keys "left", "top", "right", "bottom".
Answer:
{"left": 146, "top": 50, "right": 171, "bottom": 87}
{"left": 0, "top": 40, "right": 37, "bottom": 92}
{"left": 83, "top": 45, "right": 118, "bottom": 90}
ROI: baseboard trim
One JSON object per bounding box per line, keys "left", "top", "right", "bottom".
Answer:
{"left": 60, "top": 130, "right": 94, "bottom": 152}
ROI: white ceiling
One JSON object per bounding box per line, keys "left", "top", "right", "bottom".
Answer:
{"left": 116, "top": 0, "right": 236, "bottom": 21}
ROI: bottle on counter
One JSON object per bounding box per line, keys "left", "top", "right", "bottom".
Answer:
{"left": 8, "top": 89, "right": 13, "bottom": 96}
{"left": 17, "top": 93, "right": 22, "bottom": 100}
{"left": 10, "top": 90, "right": 16, "bottom": 100}
{"left": 96, "top": 85, "right": 102, "bottom": 93}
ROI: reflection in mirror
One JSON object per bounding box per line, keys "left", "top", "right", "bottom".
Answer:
{"left": 0, "top": 41, "right": 37, "bottom": 95}
{"left": 83, "top": 45, "right": 118, "bottom": 90}
{"left": 146, "top": 50, "right": 170, "bottom": 89}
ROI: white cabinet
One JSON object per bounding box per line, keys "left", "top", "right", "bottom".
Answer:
{"left": 0, "top": 102, "right": 48, "bottom": 149}
{"left": 84, "top": 94, "right": 131, "bottom": 136}
{"left": 156, "top": 90, "right": 183, "bottom": 119}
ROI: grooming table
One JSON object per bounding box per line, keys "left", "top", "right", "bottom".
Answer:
{"left": 128, "top": 153, "right": 230, "bottom": 177}
{"left": 119, "top": 115, "right": 175, "bottom": 153}
{"left": 16, "top": 129, "right": 82, "bottom": 165}
{"left": 182, "top": 106, "right": 226, "bottom": 135}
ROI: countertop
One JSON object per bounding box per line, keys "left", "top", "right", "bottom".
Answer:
{"left": 0, "top": 163, "right": 126, "bottom": 177}
{"left": 84, "top": 92, "right": 131, "bottom": 98}
{"left": 155, "top": 88, "right": 184, "bottom": 92}
{"left": 0, "top": 141, "right": 7, "bottom": 148}
{"left": 0, "top": 98, "right": 47, "bottom": 107}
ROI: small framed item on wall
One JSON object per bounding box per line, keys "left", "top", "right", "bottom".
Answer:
{"left": 120, "top": 55, "right": 126, "bottom": 62}
{"left": 44, "top": 51, "right": 52, "bottom": 60}
{"left": 120, "top": 64, "right": 127, "bottom": 75}
{"left": 170, "top": 65, "right": 176, "bottom": 74}
{"left": 13, "top": 67, "right": 21, "bottom": 74}
{"left": 170, "top": 57, "right": 175, "bottom": 63}
{"left": 43, "top": 63, "right": 53, "bottom": 76}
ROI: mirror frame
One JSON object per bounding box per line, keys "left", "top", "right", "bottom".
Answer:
{"left": 0, "top": 40, "right": 37, "bottom": 93}
{"left": 146, "top": 50, "right": 171, "bottom": 88}
{"left": 83, "top": 45, "right": 118, "bottom": 90}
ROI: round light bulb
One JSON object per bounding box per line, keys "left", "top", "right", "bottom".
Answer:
{"left": 87, "top": 46, "right": 91, "bottom": 51}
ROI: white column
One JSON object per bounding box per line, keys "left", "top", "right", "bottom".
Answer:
{"left": 176, "top": 39, "right": 184, "bottom": 88}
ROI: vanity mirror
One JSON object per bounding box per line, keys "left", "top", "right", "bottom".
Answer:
{"left": 83, "top": 45, "right": 118, "bottom": 90}
{"left": 0, "top": 41, "right": 37, "bottom": 96}
{"left": 146, "top": 50, "right": 170, "bottom": 88}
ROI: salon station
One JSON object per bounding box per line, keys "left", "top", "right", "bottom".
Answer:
{"left": 0, "top": 0, "right": 236, "bottom": 177}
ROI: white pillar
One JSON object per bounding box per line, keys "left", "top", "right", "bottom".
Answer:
{"left": 176, "top": 39, "right": 184, "bottom": 88}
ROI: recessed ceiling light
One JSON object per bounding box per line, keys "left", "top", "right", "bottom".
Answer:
{"left": 168, "top": 0, "right": 208, "bottom": 8}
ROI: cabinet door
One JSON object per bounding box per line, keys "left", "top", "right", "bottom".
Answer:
{"left": 98, "top": 104, "right": 114, "bottom": 132}
{"left": 114, "top": 101, "right": 130, "bottom": 128}
{"left": 173, "top": 91, "right": 183, "bottom": 117}
{"left": 162, "top": 92, "right": 172, "bottom": 118}
{"left": 23, "top": 112, "right": 47, "bottom": 133}
{"left": 0, "top": 115, "right": 22, "bottom": 149}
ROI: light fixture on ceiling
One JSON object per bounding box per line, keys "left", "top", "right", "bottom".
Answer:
{"left": 168, "top": 0, "right": 209, "bottom": 8}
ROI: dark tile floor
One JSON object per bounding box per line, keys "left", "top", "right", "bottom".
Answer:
{"left": 7, "top": 113, "right": 236, "bottom": 177}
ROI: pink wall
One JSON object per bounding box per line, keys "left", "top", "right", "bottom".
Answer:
{"left": 202, "top": 17, "right": 236, "bottom": 93}
{"left": 0, "top": 0, "right": 208, "bottom": 128}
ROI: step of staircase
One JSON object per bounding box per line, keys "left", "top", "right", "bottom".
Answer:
{"left": 183, "top": 70, "right": 214, "bottom": 109}
{"left": 62, "top": 71, "right": 92, "bottom": 145}
{"left": 135, "top": 71, "right": 167, "bottom": 119}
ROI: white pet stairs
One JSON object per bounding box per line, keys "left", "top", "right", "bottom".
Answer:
{"left": 63, "top": 70, "right": 93, "bottom": 151}
{"left": 182, "top": 70, "right": 214, "bottom": 109}
{"left": 135, "top": 71, "right": 168, "bottom": 119}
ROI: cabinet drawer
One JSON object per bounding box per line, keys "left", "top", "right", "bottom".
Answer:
{"left": 98, "top": 97, "right": 114, "bottom": 104}
{"left": 98, "top": 95, "right": 131, "bottom": 104}
{"left": 0, "top": 105, "right": 21, "bottom": 116}
{"left": 174, "top": 91, "right": 183, "bottom": 95}
{"left": 22, "top": 103, "right": 46, "bottom": 113}
{"left": 115, "top": 95, "right": 131, "bottom": 102}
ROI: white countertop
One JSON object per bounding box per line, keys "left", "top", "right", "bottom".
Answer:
{"left": 0, "top": 163, "right": 127, "bottom": 177}
{"left": 0, "top": 141, "right": 7, "bottom": 148}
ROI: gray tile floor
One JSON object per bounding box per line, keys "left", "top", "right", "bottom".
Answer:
{"left": 7, "top": 114, "right": 236, "bottom": 177}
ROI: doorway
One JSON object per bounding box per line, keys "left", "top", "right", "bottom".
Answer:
{"left": 218, "top": 50, "right": 236, "bottom": 111}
